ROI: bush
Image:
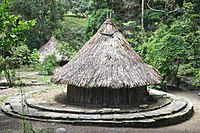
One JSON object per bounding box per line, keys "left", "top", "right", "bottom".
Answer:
{"left": 29, "top": 49, "right": 39, "bottom": 68}
{"left": 37, "top": 54, "right": 57, "bottom": 75}
{"left": 193, "top": 69, "right": 200, "bottom": 87}
{"left": 57, "top": 41, "right": 78, "bottom": 60}
{"left": 139, "top": 3, "right": 200, "bottom": 90}
{"left": 0, "top": 56, "right": 3, "bottom": 78}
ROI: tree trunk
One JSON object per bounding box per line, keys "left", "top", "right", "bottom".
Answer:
{"left": 141, "top": 0, "right": 144, "bottom": 31}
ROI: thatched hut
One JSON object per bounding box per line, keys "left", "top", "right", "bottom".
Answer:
{"left": 39, "top": 36, "right": 68, "bottom": 65}
{"left": 39, "top": 36, "right": 59, "bottom": 62}
{"left": 52, "top": 19, "right": 162, "bottom": 106}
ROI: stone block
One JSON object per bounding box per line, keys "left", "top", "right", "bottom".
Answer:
{"left": 139, "top": 104, "right": 149, "bottom": 109}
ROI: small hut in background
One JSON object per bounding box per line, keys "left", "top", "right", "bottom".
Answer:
{"left": 52, "top": 19, "right": 162, "bottom": 107}
{"left": 39, "top": 36, "right": 68, "bottom": 65}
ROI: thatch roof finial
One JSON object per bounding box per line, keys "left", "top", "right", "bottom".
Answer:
{"left": 109, "top": 10, "right": 112, "bottom": 19}
{"left": 106, "top": 10, "right": 113, "bottom": 19}
{"left": 106, "top": 12, "right": 109, "bottom": 19}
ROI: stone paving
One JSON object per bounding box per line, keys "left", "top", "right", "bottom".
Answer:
{"left": 1, "top": 89, "right": 194, "bottom": 127}
{"left": 25, "top": 95, "right": 172, "bottom": 114}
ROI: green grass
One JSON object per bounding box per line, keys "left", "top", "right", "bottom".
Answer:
{"left": 31, "top": 75, "right": 52, "bottom": 84}
{"left": 19, "top": 70, "right": 52, "bottom": 85}
{"left": 0, "top": 95, "right": 10, "bottom": 103}
{"left": 62, "top": 15, "right": 87, "bottom": 29}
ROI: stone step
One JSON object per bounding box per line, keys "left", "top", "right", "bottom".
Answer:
{"left": 0, "top": 89, "right": 194, "bottom": 127}
{"left": 24, "top": 88, "right": 174, "bottom": 114}
{"left": 1, "top": 100, "right": 193, "bottom": 127}
{"left": 7, "top": 95, "right": 188, "bottom": 121}
{"left": 25, "top": 96, "right": 172, "bottom": 114}
{"left": 4, "top": 96, "right": 189, "bottom": 121}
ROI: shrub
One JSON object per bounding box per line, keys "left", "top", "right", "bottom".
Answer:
{"left": 29, "top": 49, "right": 39, "bottom": 68}
{"left": 37, "top": 54, "right": 57, "bottom": 75}
{"left": 139, "top": 3, "right": 200, "bottom": 90}
{"left": 193, "top": 69, "right": 200, "bottom": 87}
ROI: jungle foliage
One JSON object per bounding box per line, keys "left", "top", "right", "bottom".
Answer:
{"left": 0, "top": 0, "right": 199, "bottom": 89}
{"left": 140, "top": 2, "right": 200, "bottom": 89}
{"left": 37, "top": 54, "right": 57, "bottom": 75}
{"left": 10, "top": 0, "right": 69, "bottom": 49}
{"left": 69, "top": 0, "right": 200, "bottom": 89}
{"left": 0, "top": 0, "right": 35, "bottom": 86}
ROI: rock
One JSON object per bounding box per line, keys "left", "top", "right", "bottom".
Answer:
{"left": 55, "top": 128, "right": 66, "bottom": 133}
{"left": 198, "top": 93, "right": 200, "bottom": 96}
{"left": 103, "top": 108, "right": 112, "bottom": 111}
{"left": 139, "top": 104, "right": 149, "bottom": 109}
{"left": 31, "top": 80, "right": 37, "bottom": 83}
{"left": 112, "top": 108, "right": 120, "bottom": 112}
{"left": 62, "top": 105, "right": 66, "bottom": 107}
{"left": 0, "top": 79, "right": 7, "bottom": 84}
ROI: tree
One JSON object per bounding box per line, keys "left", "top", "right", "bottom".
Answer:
{"left": 0, "top": 0, "right": 35, "bottom": 86}
{"left": 11, "top": 0, "right": 69, "bottom": 49}
{"left": 140, "top": 3, "right": 200, "bottom": 89}
{"left": 86, "top": 0, "right": 140, "bottom": 37}
{"left": 141, "top": 0, "right": 145, "bottom": 31}
{"left": 70, "top": 0, "right": 91, "bottom": 17}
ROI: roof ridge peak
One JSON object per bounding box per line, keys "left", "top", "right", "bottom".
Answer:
{"left": 98, "top": 19, "right": 118, "bottom": 35}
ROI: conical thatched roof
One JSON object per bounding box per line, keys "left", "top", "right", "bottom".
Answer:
{"left": 39, "top": 36, "right": 62, "bottom": 62}
{"left": 52, "top": 19, "right": 162, "bottom": 89}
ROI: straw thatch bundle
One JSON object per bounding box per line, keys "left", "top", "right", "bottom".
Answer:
{"left": 52, "top": 19, "right": 162, "bottom": 89}
{"left": 39, "top": 36, "right": 62, "bottom": 62}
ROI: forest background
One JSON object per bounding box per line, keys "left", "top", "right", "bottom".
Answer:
{"left": 0, "top": 0, "right": 199, "bottom": 90}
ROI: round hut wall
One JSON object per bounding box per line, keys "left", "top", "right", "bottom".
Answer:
{"left": 66, "top": 85, "right": 148, "bottom": 106}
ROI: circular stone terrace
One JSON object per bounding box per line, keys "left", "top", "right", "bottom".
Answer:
{"left": 1, "top": 89, "right": 193, "bottom": 127}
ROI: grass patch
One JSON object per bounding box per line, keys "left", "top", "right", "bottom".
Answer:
{"left": 0, "top": 95, "right": 10, "bottom": 103}
{"left": 32, "top": 75, "right": 52, "bottom": 84}
{"left": 62, "top": 16, "right": 87, "bottom": 28}
{"left": 19, "top": 72, "right": 52, "bottom": 85}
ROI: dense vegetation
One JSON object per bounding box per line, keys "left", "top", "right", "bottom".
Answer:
{"left": 0, "top": 0, "right": 199, "bottom": 89}
{"left": 0, "top": 0, "right": 35, "bottom": 86}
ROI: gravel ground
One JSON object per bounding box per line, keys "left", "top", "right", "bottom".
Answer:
{"left": 0, "top": 89, "right": 200, "bottom": 133}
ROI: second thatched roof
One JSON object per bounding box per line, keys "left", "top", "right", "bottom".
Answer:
{"left": 52, "top": 19, "right": 162, "bottom": 89}
{"left": 39, "top": 36, "right": 63, "bottom": 62}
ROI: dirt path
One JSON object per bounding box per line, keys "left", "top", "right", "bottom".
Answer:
{"left": 0, "top": 89, "right": 200, "bottom": 133}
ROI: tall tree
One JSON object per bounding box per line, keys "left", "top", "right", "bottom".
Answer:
{"left": 140, "top": 2, "right": 200, "bottom": 89}
{"left": 70, "top": 0, "right": 91, "bottom": 17}
{"left": 141, "top": 0, "right": 145, "bottom": 31}
{"left": 11, "top": 0, "right": 69, "bottom": 49}
{"left": 86, "top": 0, "right": 140, "bottom": 37}
{"left": 0, "top": 0, "right": 35, "bottom": 86}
